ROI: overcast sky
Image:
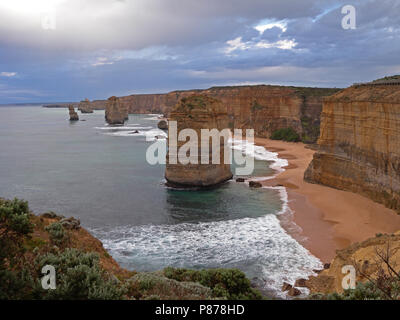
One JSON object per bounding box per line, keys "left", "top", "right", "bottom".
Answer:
{"left": 0, "top": 0, "right": 399, "bottom": 103}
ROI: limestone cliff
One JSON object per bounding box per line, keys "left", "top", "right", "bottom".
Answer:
{"left": 305, "top": 84, "right": 400, "bottom": 213}
{"left": 105, "top": 96, "right": 128, "bottom": 125}
{"left": 119, "top": 86, "right": 338, "bottom": 143}
{"left": 78, "top": 98, "right": 94, "bottom": 113}
{"left": 305, "top": 231, "right": 400, "bottom": 295}
{"left": 68, "top": 105, "right": 79, "bottom": 121}
{"left": 165, "top": 95, "right": 232, "bottom": 187}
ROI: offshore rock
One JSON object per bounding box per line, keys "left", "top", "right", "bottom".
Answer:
{"left": 68, "top": 105, "right": 79, "bottom": 121}
{"left": 305, "top": 84, "right": 400, "bottom": 213}
{"left": 105, "top": 96, "right": 128, "bottom": 125}
{"left": 165, "top": 95, "right": 232, "bottom": 188}
{"left": 78, "top": 98, "right": 94, "bottom": 113}
{"left": 157, "top": 120, "right": 168, "bottom": 130}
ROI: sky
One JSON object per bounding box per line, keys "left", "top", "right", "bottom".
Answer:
{"left": 0, "top": 0, "right": 399, "bottom": 103}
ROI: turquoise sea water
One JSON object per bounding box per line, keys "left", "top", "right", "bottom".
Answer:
{"left": 0, "top": 105, "right": 321, "bottom": 297}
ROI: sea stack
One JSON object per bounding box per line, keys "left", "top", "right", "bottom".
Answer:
{"left": 78, "top": 98, "right": 94, "bottom": 113}
{"left": 105, "top": 96, "right": 128, "bottom": 125}
{"left": 68, "top": 105, "right": 79, "bottom": 121}
{"left": 165, "top": 95, "right": 232, "bottom": 188}
{"left": 305, "top": 80, "right": 400, "bottom": 213}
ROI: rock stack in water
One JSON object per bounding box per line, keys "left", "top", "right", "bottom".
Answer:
{"left": 105, "top": 96, "right": 128, "bottom": 125}
{"left": 165, "top": 95, "right": 232, "bottom": 188}
{"left": 68, "top": 105, "right": 79, "bottom": 121}
{"left": 78, "top": 98, "right": 94, "bottom": 113}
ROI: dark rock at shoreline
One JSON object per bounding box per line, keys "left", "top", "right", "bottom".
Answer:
{"left": 157, "top": 120, "right": 168, "bottom": 130}
{"left": 282, "top": 282, "right": 292, "bottom": 291}
{"left": 249, "top": 181, "right": 262, "bottom": 188}
{"left": 288, "top": 287, "right": 301, "bottom": 297}
{"left": 294, "top": 278, "right": 307, "bottom": 287}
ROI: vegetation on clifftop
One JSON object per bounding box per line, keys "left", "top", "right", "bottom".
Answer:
{"left": 0, "top": 198, "right": 263, "bottom": 300}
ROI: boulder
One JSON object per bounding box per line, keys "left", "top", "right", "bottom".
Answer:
{"left": 282, "top": 282, "right": 292, "bottom": 291}
{"left": 249, "top": 181, "right": 262, "bottom": 188}
{"left": 68, "top": 105, "right": 79, "bottom": 121}
{"left": 157, "top": 120, "right": 168, "bottom": 130}
{"left": 294, "top": 278, "right": 307, "bottom": 287}
{"left": 288, "top": 287, "right": 301, "bottom": 297}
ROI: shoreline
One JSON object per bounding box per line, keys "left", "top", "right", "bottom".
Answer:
{"left": 254, "top": 138, "right": 400, "bottom": 263}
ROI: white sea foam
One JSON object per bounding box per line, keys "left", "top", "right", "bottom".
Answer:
{"left": 94, "top": 208, "right": 321, "bottom": 298}
{"left": 95, "top": 125, "right": 167, "bottom": 141}
{"left": 95, "top": 126, "right": 153, "bottom": 130}
{"left": 144, "top": 113, "right": 164, "bottom": 120}
{"left": 231, "top": 139, "right": 288, "bottom": 180}
{"left": 92, "top": 125, "right": 320, "bottom": 298}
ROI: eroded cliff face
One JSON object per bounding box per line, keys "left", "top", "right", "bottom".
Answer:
{"left": 305, "top": 231, "right": 400, "bottom": 295}
{"left": 305, "top": 85, "right": 400, "bottom": 213}
{"left": 119, "top": 86, "right": 338, "bottom": 143}
{"left": 105, "top": 96, "right": 128, "bottom": 125}
{"left": 165, "top": 95, "right": 232, "bottom": 187}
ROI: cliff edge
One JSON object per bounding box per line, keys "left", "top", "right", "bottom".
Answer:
{"left": 305, "top": 84, "right": 400, "bottom": 214}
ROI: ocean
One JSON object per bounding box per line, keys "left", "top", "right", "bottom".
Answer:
{"left": 0, "top": 105, "right": 321, "bottom": 297}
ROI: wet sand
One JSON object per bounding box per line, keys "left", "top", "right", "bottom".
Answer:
{"left": 254, "top": 138, "right": 400, "bottom": 263}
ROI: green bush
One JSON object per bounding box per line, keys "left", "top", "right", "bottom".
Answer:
{"left": 270, "top": 127, "right": 301, "bottom": 142}
{"left": 163, "top": 267, "right": 263, "bottom": 300}
{"left": 34, "top": 248, "right": 126, "bottom": 300}
{"left": 45, "top": 222, "right": 69, "bottom": 246}
{"left": 0, "top": 198, "right": 36, "bottom": 299}
{"left": 127, "top": 272, "right": 212, "bottom": 300}
{"left": 311, "top": 281, "right": 388, "bottom": 300}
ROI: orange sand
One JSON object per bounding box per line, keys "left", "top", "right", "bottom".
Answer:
{"left": 254, "top": 138, "right": 400, "bottom": 263}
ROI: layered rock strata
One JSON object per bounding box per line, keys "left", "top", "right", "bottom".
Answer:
{"left": 119, "top": 86, "right": 339, "bottom": 143}
{"left": 68, "top": 105, "right": 79, "bottom": 121}
{"left": 305, "top": 84, "right": 400, "bottom": 213}
{"left": 165, "top": 95, "right": 232, "bottom": 187}
{"left": 105, "top": 96, "right": 128, "bottom": 125}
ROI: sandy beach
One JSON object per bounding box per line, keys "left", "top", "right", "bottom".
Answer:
{"left": 254, "top": 138, "right": 400, "bottom": 263}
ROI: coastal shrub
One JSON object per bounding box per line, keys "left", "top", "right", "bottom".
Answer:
{"left": 270, "top": 128, "right": 300, "bottom": 142}
{"left": 34, "top": 248, "right": 127, "bottom": 300}
{"left": 312, "top": 282, "right": 385, "bottom": 300}
{"left": 312, "top": 241, "right": 400, "bottom": 300}
{"left": 45, "top": 222, "right": 69, "bottom": 246}
{"left": 127, "top": 272, "right": 212, "bottom": 300}
{"left": 0, "top": 198, "right": 35, "bottom": 299}
{"left": 163, "top": 267, "right": 263, "bottom": 300}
